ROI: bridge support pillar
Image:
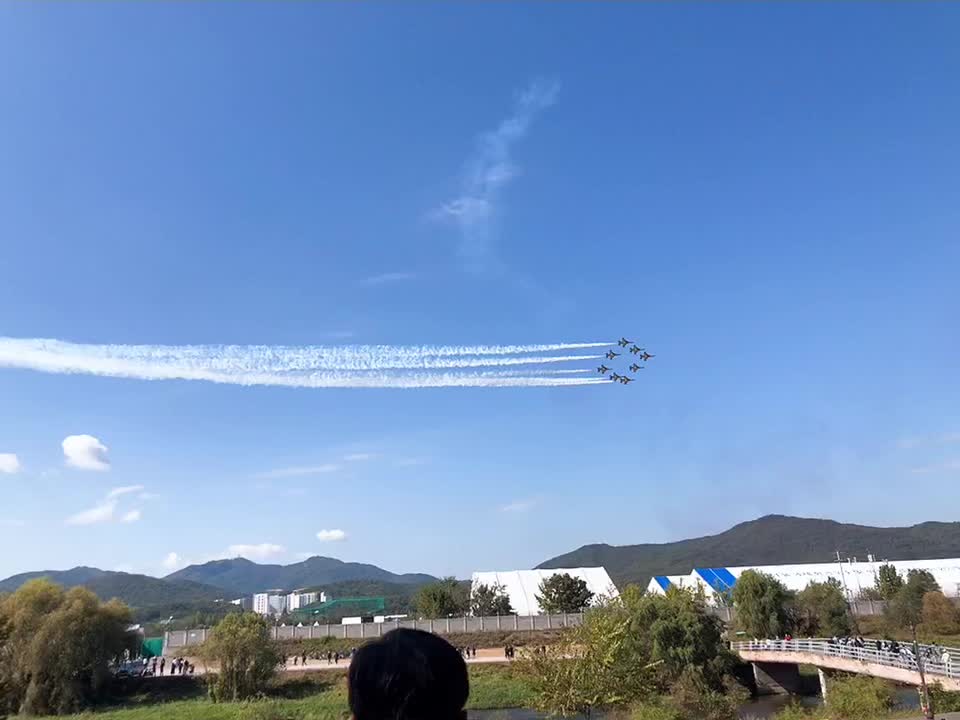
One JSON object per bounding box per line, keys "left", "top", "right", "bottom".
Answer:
{"left": 753, "top": 662, "right": 803, "bottom": 696}
{"left": 817, "top": 668, "right": 829, "bottom": 700}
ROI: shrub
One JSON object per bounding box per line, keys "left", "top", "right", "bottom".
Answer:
{"left": 825, "top": 675, "right": 895, "bottom": 720}
{"left": 929, "top": 683, "right": 960, "bottom": 713}
{"left": 201, "top": 613, "right": 284, "bottom": 702}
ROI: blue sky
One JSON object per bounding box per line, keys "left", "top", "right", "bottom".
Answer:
{"left": 1, "top": 4, "right": 958, "bottom": 581}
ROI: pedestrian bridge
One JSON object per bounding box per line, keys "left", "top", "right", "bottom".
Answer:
{"left": 731, "top": 639, "right": 960, "bottom": 693}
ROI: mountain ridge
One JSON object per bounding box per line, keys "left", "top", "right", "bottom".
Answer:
{"left": 536, "top": 514, "right": 960, "bottom": 588}
{"left": 165, "top": 555, "right": 436, "bottom": 596}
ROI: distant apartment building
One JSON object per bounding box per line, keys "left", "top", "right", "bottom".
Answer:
{"left": 286, "top": 590, "right": 325, "bottom": 611}
{"left": 253, "top": 590, "right": 288, "bottom": 616}
{"left": 230, "top": 596, "right": 253, "bottom": 611}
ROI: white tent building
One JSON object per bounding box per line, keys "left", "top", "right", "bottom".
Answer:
{"left": 471, "top": 567, "right": 619, "bottom": 616}
{"left": 646, "top": 558, "right": 960, "bottom": 601}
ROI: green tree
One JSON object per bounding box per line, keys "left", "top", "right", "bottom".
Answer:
{"left": 731, "top": 570, "right": 793, "bottom": 638}
{"left": 887, "top": 571, "right": 942, "bottom": 719}
{"left": 536, "top": 573, "right": 595, "bottom": 614}
{"left": 518, "top": 590, "right": 654, "bottom": 717}
{"left": 875, "top": 563, "right": 904, "bottom": 600}
{"left": 795, "top": 579, "right": 852, "bottom": 637}
{"left": 0, "top": 579, "right": 133, "bottom": 716}
{"left": 413, "top": 577, "right": 469, "bottom": 618}
{"left": 921, "top": 591, "right": 960, "bottom": 634}
{"left": 470, "top": 583, "right": 513, "bottom": 616}
{"left": 200, "top": 612, "right": 283, "bottom": 701}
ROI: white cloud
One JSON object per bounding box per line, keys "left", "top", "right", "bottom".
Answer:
{"left": 316, "top": 529, "right": 347, "bottom": 543}
{"left": 343, "top": 453, "right": 374, "bottom": 462}
{"left": 361, "top": 272, "right": 416, "bottom": 287}
{"left": 0, "top": 453, "right": 21, "bottom": 474}
{"left": 162, "top": 552, "right": 184, "bottom": 571}
{"left": 62, "top": 434, "right": 110, "bottom": 471}
{"left": 121, "top": 509, "right": 142, "bottom": 523}
{"left": 107, "top": 484, "right": 144, "bottom": 499}
{"left": 501, "top": 499, "right": 537, "bottom": 513}
{"left": 433, "top": 79, "right": 560, "bottom": 271}
{"left": 227, "top": 543, "right": 285, "bottom": 560}
{"left": 255, "top": 464, "right": 340, "bottom": 479}
{"left": 66, "top": 501, "right": 116, "bottom": 526}
{"left": 910, "top": 459, "right": 960, "bottom": 475}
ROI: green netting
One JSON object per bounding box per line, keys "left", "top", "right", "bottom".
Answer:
{"left": 291, "top": 597, "right": 385, "bottom": 621}
{"left": 142, "top": 638, "right": 164, "bottom": 658}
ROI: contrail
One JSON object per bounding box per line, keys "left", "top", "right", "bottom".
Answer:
{"left": 0, "top": 337, "right": 611, "bottom": 389}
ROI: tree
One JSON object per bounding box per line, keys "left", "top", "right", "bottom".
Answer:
{"left": 887, "top": 572, "right": 942, "bottom": 719}
{"left": 0, "top": 579, "right": 133, "bottom": 716}
{"left": 518, "top": 589, "right": 654, "bottom": 717}
{"left": 518, "top": 585, "right": 737, "bottom": 718}
{"left": 795, "top": 579, "right": 852, "bottom": 637}
{"left": 921, "top": 591, "right": 960, "bottom": 634}
{"left": 536, "top": 573, "right": 595, "bottom": 614}
{"left": 412, "top": 577, "right": 469, "bottom": 618}
{"left": 731, "top": 570, "right": 793, "bottom": 638}
{"left": 200, "top": 612, "right": 283, "bottom": 701}
{"left": 470, "top": 583, "right": 513, "bottom": 616}
{"left": 876, "top": 563, "right": 904, "bottom": 600}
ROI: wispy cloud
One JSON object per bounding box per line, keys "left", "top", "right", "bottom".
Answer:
{"left": 898, "top": 431, "right": 960, "bottom": 449}
{"left": 62, "top": 434, "right": 110, "bottom": 471}
{"left": 107, "top": 484, "right": 144, "bottom": 499}
{"left": 121, "top": 509, "right": 142, "bottom": 523}
{"left": 361, "top": 272, "right": 416, "bottom": 287}
{"left": 343, "top": 453, "right": 374, "bottom": 462}
{"left": 255, "top": 464, "right": 340, "bottom": 479}
{"left": 0, "top": 453, "right": 20, "bottom": 474}
{"left": 316, "top": 529, "right": 347, "bottom": 542}
{"left": 227, "top": 543, "right": 286, "bottom": 560}
{"left": 162, "top": 552, "right": 184, "bottom": 571}
{"left": 501, "top": 498, "right": 537, "bottom": 513}
{"left": 0, "top": 337, "right": 608, "bottom": 389}
{"left": 910, "top": 459, "right": 960, "bottom": 475}
{"left": 433, "top": 80, "right": 560, "bottom": 272}
{"left": 66, "top": 501, "right": 116, "bottom": 526}
{"left": 394, "top": 457, "right": 429, "bottom": 468}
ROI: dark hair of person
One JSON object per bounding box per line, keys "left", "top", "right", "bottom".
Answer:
{"left": 348, "top": 629, "right": 469, "bottom": 720}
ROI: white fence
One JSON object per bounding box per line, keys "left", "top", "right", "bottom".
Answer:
{"left": 731, "top": 638, "right": 960, "bottom": 681}
{"left": 164, "top": 612, "right": 584, "bottom": 652}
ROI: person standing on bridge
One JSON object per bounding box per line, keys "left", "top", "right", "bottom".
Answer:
{"left": 942, "top": 649, "right": 952, "bottom": 671}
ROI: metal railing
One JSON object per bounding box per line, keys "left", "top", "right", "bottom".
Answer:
{"left": 731, "top": 638, "right": 960, "bottom": 680}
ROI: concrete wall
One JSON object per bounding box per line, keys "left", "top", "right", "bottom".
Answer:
{"left": 753, "top": 661, "right": 803, "bottom": 695}
{"left": 164, "top": 612, "right": 583, "bottom": 653}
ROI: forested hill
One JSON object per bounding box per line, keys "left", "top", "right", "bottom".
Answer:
{"left": 0, "top": 567, "right": 225, "bottom": 607}
{"left": 165, "top": 555, "right": 436, "bottom": 596}
{"left": 537, "top": 515, "right": 960, "bottom": 588}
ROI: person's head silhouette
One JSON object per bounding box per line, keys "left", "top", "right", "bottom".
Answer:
{"left": 349, "top": 629, "right": 469, "bottom": 720}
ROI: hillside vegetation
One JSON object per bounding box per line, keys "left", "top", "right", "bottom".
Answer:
{"left": 538, "top": 515, "right": 960, "bottom": 587}
{"left": 165, "top": 556, "right": 435, "bottom": 596}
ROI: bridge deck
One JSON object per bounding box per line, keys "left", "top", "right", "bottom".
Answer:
{"left": 732, "top": 639, "right": 960, "bottom": 692}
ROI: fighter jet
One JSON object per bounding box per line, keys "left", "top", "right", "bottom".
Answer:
{"left": 617, "top": 337, "right": 632, "bottom": 347}
{"left": 605, "top": 350, "right": 620, "bottom": 360}
{"left": 597, "top": 364, "right": 610, "bottom": 374}
{"left": 629, "top": 363, "right": 643, "bottom": 373}
{"left": 640, "top": 351, "right": 655, "bottom": 361}
{"left": 629, "top": 344, "right": 644, "bottom": 355}
{"left": 609, "top": 372, "right": 622, "bottom": 382}
{"left": 619, "top": 376, "right": 634, "bottom": 385}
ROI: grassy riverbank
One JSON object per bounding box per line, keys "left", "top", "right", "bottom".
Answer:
{"left": 77, "top": 664, "right": 534, "bottom": 720}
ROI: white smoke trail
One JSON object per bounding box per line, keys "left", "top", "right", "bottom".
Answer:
{"left": 0, "top": 337, "right": 611, "bottom": 389}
